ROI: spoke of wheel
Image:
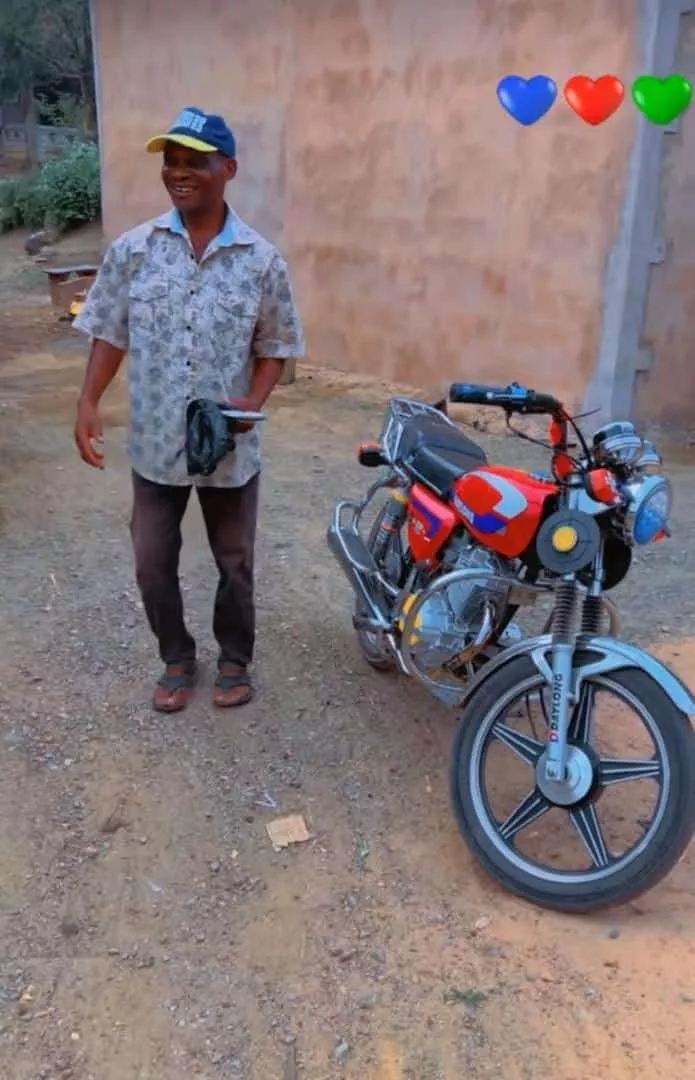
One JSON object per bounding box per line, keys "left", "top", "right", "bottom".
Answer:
{"left": 524, "top": 695, "right": 541, "bottom": 741}
{"left": 499, "top": 788, "right": 551, "bottom": 841}
{"left": 568, "top": 683, "right": 595, "bottom": 743}
{"left": 599, "top": 757, "right": 662, "bottom": 786}
{"left": 491, "top": 722, "right": 543, "bottom": 765}
{"left": 570, "top": 804, "right": 611, "bottom": 868}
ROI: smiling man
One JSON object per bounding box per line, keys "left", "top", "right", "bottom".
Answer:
{"left": 73, "top": 107, "right": 304, "bottom": 713}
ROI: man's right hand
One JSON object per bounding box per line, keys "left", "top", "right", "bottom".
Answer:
{"left": 74, "top": 398, "right": 104, "bottom": 468}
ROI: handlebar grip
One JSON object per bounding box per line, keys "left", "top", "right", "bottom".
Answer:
{"left": 449, "top": 383, "right": 513, "bottom": 405}
{"left": 449, "top": 382, "right": 530, "bottom": 406}
{"left": 448, "top": 382, "right": 562, "bottom": 415}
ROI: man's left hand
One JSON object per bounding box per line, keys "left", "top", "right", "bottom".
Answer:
{"left": 226, "top": 395, "right": 261, "bottom": 433}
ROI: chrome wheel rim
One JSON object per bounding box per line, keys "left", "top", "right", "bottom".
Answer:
{"left": 463, "top": 674, "right": 670, "bottom": 885}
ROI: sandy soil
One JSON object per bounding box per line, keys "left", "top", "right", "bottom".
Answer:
{"left": 1, "top": 224, "right": 695, "bottom": 1080}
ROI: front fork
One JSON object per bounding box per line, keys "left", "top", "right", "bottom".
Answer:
{"left": 544, "top": 549, "right": 605, "bottom": 783}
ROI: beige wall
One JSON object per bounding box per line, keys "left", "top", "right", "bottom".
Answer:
{"left": 636, "top": 14, "right": 695, "bottom": 427}
{"left": 93, "top": 0, "right": 637, "bottom": 405}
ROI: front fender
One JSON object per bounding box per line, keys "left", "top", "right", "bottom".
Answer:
{"left": 457, "top": 634, "right": 695, "bottom": 718}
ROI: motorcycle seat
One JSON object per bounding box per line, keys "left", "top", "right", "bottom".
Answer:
{"left": 401, "top": 414, "right": 487, "bottom": 497}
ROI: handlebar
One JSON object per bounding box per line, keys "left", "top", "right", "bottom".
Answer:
{"left": 448, "top": 381, "right": 562, "bottom": 416}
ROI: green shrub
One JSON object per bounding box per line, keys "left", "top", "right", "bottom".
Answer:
{"left": 37, "top": 142, "right": 101, "bottom": 230}
{"left": 0, "top": 142, "right": 101, "bottom": 234}
{"left": 16, "top": 174, "right": 49, "bottom": 228}
{"left": 0, "top": 175, "right": 44, "bottom": 232}
{"left": 0, "top": 179, "right": 20, "bottom": 233}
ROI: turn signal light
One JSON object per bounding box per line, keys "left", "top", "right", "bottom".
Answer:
{"left": 357, "top": 442, "right": 386, "bottom": 468}
{"left": 548, "top": 419, "right": 565, "bottom": 448}
{"left": 552, "top": 452, "right": 574, "bottom": 481}
{"left": 585, "top": 467, "right": 621, "bottom": 505}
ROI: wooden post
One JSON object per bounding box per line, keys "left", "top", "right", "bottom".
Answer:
{"left": 278, "top": 357, "right": 297, "bottom": 385}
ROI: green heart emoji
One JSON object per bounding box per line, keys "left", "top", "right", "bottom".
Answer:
{"left": 632, "top": 74, "right": 693, "bottom": 125}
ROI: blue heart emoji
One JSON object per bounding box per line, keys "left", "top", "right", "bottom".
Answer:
{"left": 497, "top": 75, "right": 558, "bottom": 126}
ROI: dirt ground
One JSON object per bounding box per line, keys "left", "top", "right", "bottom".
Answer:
{"left": 1, "top": 224, "right": 695, "bottom": 1080}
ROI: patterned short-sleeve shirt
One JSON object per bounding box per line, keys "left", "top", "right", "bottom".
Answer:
{"left": 73, "top": 205, "right": 305, "bottom": 487}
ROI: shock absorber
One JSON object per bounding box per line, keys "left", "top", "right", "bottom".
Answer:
{"left": 580, "top": 594, "right": 603, "bottom": 634}
{"left": 552, "top": 578, "right": 578, "bottom": 645}
{"left": 581, "top": 543, "right": 606, "bottom": 634}
{"left": 371, "top": 488, "right": 408, "bottom": 562}
{"left": 543, "top": 575, "right": 580, "bottom": 782}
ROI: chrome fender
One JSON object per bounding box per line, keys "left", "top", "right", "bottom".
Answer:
{"left": 457, "top": 634, "right": 695, "bottom": 718}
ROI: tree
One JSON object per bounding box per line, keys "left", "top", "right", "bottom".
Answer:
{"left": 37, "top": 0, "right": 96, "bottom": 136}
{"left": 0, "top": 0, "right": 95, "bottom": 169}
{"left": 0, "top": 0, "right": 46, "bottom": 167}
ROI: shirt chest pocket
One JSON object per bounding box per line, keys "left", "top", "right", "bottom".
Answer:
{"left": 128, "top": 280, "right": 172, "bottom": 337}
{"left": 213, "top": 288, "right": 259, "bottom": 356}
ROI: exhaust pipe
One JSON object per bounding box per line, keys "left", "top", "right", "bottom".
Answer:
{"left": 326, "top": 501, "right": 392, "bottom": 629}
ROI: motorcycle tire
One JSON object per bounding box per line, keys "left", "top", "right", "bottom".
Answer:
{"left": 450, "top": 651, "right": 695, "bottom": 913}
{"left": 354, "top": 504, "right": 398, "bottom": 672}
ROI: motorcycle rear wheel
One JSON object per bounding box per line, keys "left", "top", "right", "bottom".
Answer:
{"left": 450, "top": 651, "right": 695, "bottom": 913}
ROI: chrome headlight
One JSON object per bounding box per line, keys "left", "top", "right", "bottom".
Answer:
{"left": 622, "top": 475, "right": 672, "bottom": 545}
{"left": 593, "top": 421, "right": 644, "bottom": 468}
{"left": 635, "top": 439, "right": 662, "bottom": 474}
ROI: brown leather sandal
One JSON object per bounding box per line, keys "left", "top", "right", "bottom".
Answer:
{"left": 213, "top": 664, "right": 254, "bottom": 708}
{"left": 152, "top": 661, "right": 198, "bottom": 713}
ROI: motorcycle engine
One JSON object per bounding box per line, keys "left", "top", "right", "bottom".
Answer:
{"left": 402, "top": 537, "right": 515, "bottom": 670}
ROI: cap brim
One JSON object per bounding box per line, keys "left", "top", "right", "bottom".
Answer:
{"left": 146, "top": 133, "right": 219, "bottom": 154}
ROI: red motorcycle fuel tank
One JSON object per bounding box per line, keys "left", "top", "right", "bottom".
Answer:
{"left": 451, "top": 466, "right": 558, "bottom": 559}
{"left": 406, "top": 483, "right": 457, "bottom": 564}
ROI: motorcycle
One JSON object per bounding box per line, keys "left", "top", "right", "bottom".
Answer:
{"left": 327, "top": 381, "right": 695, "bottom": 912}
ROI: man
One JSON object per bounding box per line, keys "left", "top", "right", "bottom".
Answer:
{"left": 73, "top": 106, "right": 304, "bottom": 713}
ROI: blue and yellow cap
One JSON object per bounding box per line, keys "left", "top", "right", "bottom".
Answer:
{"left": 146, "top": 106, "right": 236, "bottom": 157}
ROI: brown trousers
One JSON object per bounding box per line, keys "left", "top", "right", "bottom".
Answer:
{"left": 130, "top": 470, "right": 259, "bottom": 667}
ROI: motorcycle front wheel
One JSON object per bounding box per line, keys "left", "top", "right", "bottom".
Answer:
{"left": 450, "top": 651, "right": 695, "bottom": 913}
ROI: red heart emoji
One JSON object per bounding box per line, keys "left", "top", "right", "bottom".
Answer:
{"left": 563, "top": 75, "right": 625, "bottom": 126}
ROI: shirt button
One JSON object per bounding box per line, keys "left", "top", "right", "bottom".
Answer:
{"left": 186, "top": 324, "right": 192, "bottom": 331}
